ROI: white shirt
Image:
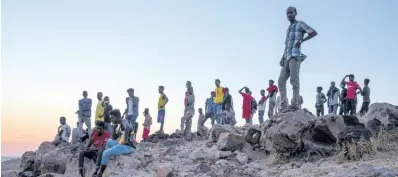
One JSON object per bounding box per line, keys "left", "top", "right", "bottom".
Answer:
{"left": 127, "top": 98, "right": 134, "bottom": 115}
{"left": 60, "top": 124, "right": 71, "bottom": 142}
{"left": 259, "top": 97, "right": 267, "bottom": 111}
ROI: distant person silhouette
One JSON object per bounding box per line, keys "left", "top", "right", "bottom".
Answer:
{"left": 77, "top": 91, "right": 92, "bottom": 136}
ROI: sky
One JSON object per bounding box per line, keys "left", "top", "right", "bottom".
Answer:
{"left": 2, "top": 0, "right": 398, "bottom": 157}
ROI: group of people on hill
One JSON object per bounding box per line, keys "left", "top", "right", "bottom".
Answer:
{"left": 45, "top": 6, "right": 374, "bottom": 177}
{"left": 315, "top": 74, "right": 371, "bottom": 117}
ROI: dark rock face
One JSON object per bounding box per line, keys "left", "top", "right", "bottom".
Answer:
{"left": 245, "top": 126, "right": 261, "bottom": 146}
{"left": 148, "top": 133, "right": 170, "bottom": 143}
{"left": 217, "top": 132, "right": 246, "bottom": 152}
{"left": 20, "top": 151, "right": 36, "bottom": 173}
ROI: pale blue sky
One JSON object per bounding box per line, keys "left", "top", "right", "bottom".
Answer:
{"left": 2, "top": 0, "right": 398, "bottom": 156}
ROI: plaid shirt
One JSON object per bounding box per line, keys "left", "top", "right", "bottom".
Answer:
{"left": 284, "top": 20, "right": 315, "bottom": 61}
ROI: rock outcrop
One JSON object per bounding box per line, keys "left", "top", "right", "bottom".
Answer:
{"left": 3, "top": 102, "right": 398, "bottom": 177}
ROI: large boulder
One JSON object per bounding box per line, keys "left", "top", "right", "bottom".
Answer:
{"left": 365, "top": 103, "right": 398, "bottom": 126}
{"left": 245, "top": 125, "right": 261, "bottom": 146}
{"left": 20, "top": 152, "right": 36, "bottom": 173}
{"left": 217, "top": 132, "right": 245, "bottom": 152}
{"left": 148, "top": 133, "right": 170, "bottom": 143}
{"left": 261, "top": 109, "right": 316, "bottom": 156}
{"left": 208, "top": 125, "right": 238, "bottom": 143}
{"left": 39, "top": 151, "right": 68, "bottom": 175}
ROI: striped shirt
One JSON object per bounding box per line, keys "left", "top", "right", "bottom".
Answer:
{"left": 284, "top": 21, "right": 315, "bottom": 61}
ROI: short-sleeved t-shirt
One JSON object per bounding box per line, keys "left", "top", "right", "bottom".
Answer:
{"left": 91, "top": 131, "right": 111, "bottom": 149}
{"left": 346, "top": 81, "right": 360, "bottom": 99}
{"left": 214, "top": 87, "right": 225, "bottom": 104}
{"left": 60, "top": 124, "right": 71, "bottom": 142}
{"left": 95, "top": 101, "right": 104, "bottom": 121}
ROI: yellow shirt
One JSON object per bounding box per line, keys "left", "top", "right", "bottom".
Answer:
{"left": 214, "top": 87, "right": 224, "bottom": 104}
{"left": 95, "top": 101, "right": 104, "bottom": 121}
{"left": 158, "top": 94, "right": 166, "bottom": 110}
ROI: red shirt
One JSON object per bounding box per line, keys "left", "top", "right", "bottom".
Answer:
{"left": 346, "top": 81, "right": 360, "bottom": 99}
{"left": 91, "top": 131, "right": 111, "bottom": 149}
{"left": 241, "top": 93, "right": 253, "bottom": 111}
{"left": 266, "top": 85, "right": 279, "bottom": 94}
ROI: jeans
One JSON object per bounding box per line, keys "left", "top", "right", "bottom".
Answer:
{"left": 258, "top": 110, "right": 265, "bottom": 124}
{"left": 126, "top": 115, "right": 138, "bottom": 132}
{"left": 278, "top": 58, "right": 301, "bottom": 109}
{"left": 104, "top": 123, "right": 113, "bottom": 136}
{"left": 204, "top": 113, "right": 215, "bottom": 126}
{"left": 215, "top": 104, "right": 223, "bottom": 124}
{"left": 268, "top": 101, "right": 276, "bottom": 118}
{"left": 328, "top": 105, "right": 339, "bottom": 114}
{"left": 78, "top": 149, "right": 99, "bottom": 168}
{"left": 101, "top": 140, "right": 135, "bottom": 165}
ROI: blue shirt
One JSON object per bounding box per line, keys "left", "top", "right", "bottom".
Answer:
{"left": 205, "top": 98, "right": 215, "bottom": 114}
{"left": 284, "top": 21, "right": 315, "bottom": 61}
{"left": 79, "top": 98, "right": 92, "bottom": 117}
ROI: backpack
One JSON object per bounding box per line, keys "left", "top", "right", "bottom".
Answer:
{"left": 251, "top": 99, "right": 258, "bottom": 110}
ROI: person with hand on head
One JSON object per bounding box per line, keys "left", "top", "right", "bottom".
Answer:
{"left": 214, "top": 79, "right": 226, "bottom": 124}
{"left": 239, "top": 87, "right": 254, "bottom": 126}
{"left": 341, "top": 74, "right": 362, "bottom": 115}
{"left": 78, "top": 121, "right": 110, "bottom": 177}
{"left": 327, "top": 81, "right": 340, "bottom": 114}
{"left": 278, "top": 6, "right": 317, "bottom": 112}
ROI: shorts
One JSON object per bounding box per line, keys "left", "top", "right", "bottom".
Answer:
{"left": 157, "top": 110, "right": 166, "bottom": 123}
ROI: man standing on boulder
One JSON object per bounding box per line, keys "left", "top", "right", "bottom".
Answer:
{"left": 181, "top": 87, "right": 195, "bottom": 140}
{"left": 327, "top": 81, "right": 340, "bottom": 114}
{"left": 205, "top": 91, "right": 216, "bottom": 126}
{"left": 265, "top": 80, "right": 279, "bottom": 118}
{"left": 95, "top": 92, "right": 104, "bottom": 124}
{"left": 124, "top": 88, "right": 139, "bottom": 133}
{"left": 214, "top": 79, "right": 226, "bottom": 124}
{"left": 103, "top": 96, "right": 113, "bottom": 135}
{"left": 359, "top": 78, "right": 371, "bottom": 116}
{"left": 278, "top": 6, "right": 317, "bottom": 111}
{"left": 341, "top": 74, "right": 362, "bottom": 115}
{"left": 78, "top": 91, "right": 92, "bottom": 136}
{"left": 157, "top": 85, "right": 169, "bottom": 134}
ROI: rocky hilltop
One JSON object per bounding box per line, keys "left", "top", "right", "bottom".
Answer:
{"left": 2, "top": 102, "right": 398, "bottom": 177}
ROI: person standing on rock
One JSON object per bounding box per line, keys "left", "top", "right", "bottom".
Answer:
{"left": 278, "top": 6, "right": 318, "bottom": 112}
{"left": 265, "top": 80, "right": 279, "bottom": 118}
{"left": 359, "top": 78, "right": 371, "bottom": 116}
{"left": 327, "top": 81, "right": 340, "bottom": 114}
{"left": 197, "top": 108, "right": 206, "bottom": 135}
{"left": 339, "top": 82, "right": 348, "bottom": 115}
{"left": 205, "top": 91, "right": 216, "bottom": 126}
{"left": 51, "top": 116, "right": 71, "bottom": 146}
{"left": 95, "top": 92, "right": 104, "bottom": 124}
{"left": 103, "top": 96, "right": 113, "bottom": 135}
{"left": 222, "top": 87, "right": 233, "bottom": 111}
{"left": 239, "top": 87, "right": 254, "bottom": 126}
{"left": 214, "top": 79, "right": 226, "bottom": 124}
{"left": 78, "top": 121, "right": 110, "bottom": 177}
{"left": 124, "top": 88, "right": 139, "bottom": 133}
{"left": 315, "top": 87, "right": 327, "bottom": 117}
{"left": 157, "top": 86, "right": 169, "bottom": 134}
{"left": 258, "top": 90, "right": 267, "bottom": 124}
{"left": 78, "top": 91, "right": 92, "bottom": 137}
{"left": 341, "top": 74, "right": 363, "bottom": 115}
{"left": 142, "top": 108, "right": 152, "bottom": 142}
{"left": 249, "top": 91, "right": 257, "bottom": 123}
{"left": 181, "top": 87, "right": 195, "bottom": 139}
